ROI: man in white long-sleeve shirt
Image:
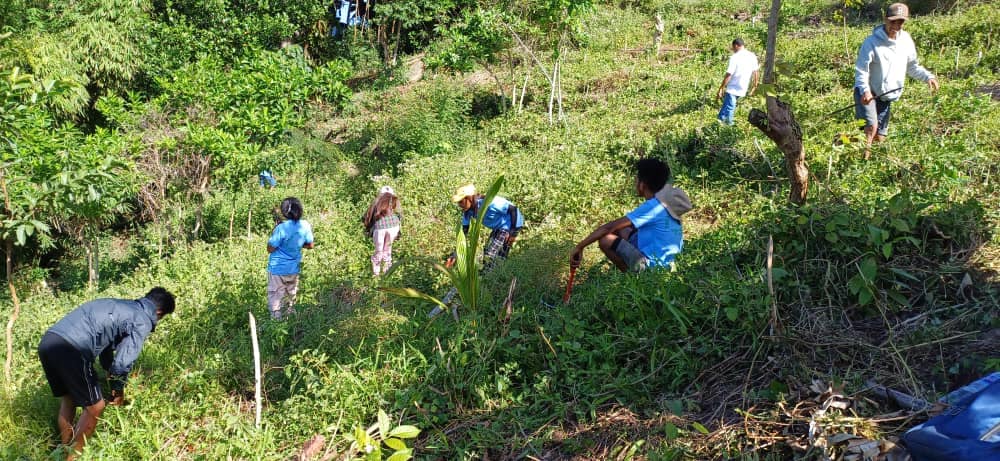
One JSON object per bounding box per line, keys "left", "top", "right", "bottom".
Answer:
{"left": 854, "top": 2, "right": 939, "bottom": 158}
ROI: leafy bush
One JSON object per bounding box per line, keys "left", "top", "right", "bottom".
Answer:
{"left": 362, "top": 81, "right": 472, "bottom": 172}
{"left": 157, "top": 47, "right": 351, "bottom": 147}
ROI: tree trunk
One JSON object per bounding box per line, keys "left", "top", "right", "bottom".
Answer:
{"left": 0, "top": 168, "right": 21, "bottom": 386}
{"left": 4, "top": 239, "right": 20, "bottom": 387}
{"left": 247, "top": 193, "right": 254, "bottom": 239}
{"left": 193, "top": 199, "right": 204, "bottom": 238}
{"left": 748, "top": 0, "right": 809, "bottom": 205}
{"left": 485, "top": 64, "right": 507, "bottom": 114}
{"left": 749, "top": 98, "right": 809, "bottom": 205}
{"left": 763, "top": 0, "right": 779, "bottom": 85}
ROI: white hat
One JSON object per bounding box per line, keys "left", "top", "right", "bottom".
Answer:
{"left": 452, "top": 184, "right": 476, "bottom": 203}
{"left": 379, "top": 185, "right": 395, "bottom": 196}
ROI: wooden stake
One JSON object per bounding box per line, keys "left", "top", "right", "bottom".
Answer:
{"left": 766, "top": 235, "right": 782, "bottom": 336}
{"left": 249, "top": 312, "right": 262, "bottom": 428}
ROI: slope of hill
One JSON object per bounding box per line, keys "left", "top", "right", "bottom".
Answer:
{"left": 1, "top": 0, "right": 998, "bottom": 459}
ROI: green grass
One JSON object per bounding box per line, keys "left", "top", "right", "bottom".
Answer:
{"left": 2, "top": 0, "right": 999, "bottom": 459}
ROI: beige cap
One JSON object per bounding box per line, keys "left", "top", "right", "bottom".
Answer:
{"left": 379, "top": 185, "right": 395, "bottom": 196}
{"left": 886, "top": 3, "right": 909, "bottom": 20}
{"left": 452, "top": 184, "right": 476, "bottom": 203}
{"left": 655, "top": 185, "right": 693, "bottom": 221}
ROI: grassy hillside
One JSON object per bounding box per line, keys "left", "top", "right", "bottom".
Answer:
{"left": 2, "top": 0, "right": 998, "bottom": 459}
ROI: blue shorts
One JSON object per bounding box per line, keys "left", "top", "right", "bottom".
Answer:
{"left": 854, "top": 87, "right": 892, "bottom": 136}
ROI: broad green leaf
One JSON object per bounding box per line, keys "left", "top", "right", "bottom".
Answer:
{"left": 384, "top": 437, "right": 407, "bottom": 451}
{"left": 724, "top": 307, "right": 738, "bottom": 322}
{"left": 664, "top": 422, "right": 678, "bottom": 440}
{"left": 691, "top": 422, "right": 710, "bottom": 434}
{"left": 388, "top": 425, "right": 421, "bottom": 439}
{"left": 882, "top": 243, "right": 893, "bottom": 259}
{"left": 29, "top": 220, "right": 48, "bottom": 233}
{"left": 890, "top": 218, "right": 910, "bottom": 233}
{"left": 377, "top": 410, "right": 390, "bottom": 439}
{"left": 667, "top": 399, "right": 683, "bottom": 416}
{"left": 353, "top": 426, "right": 369, "bottom": 446}
{"left": 858, "top": 286, "right": 873, "bottom": 306}
{"left": 859, "top": 258, "right": 878, "bottom": 282}
{"left": 386, "top": 448, "right": 413, "bottom": 461}
{"left": 889, "top": 267, "right": 920, "bottom": 282}
{"left": 758, "top": 83, "right": 777, "bottom": 97}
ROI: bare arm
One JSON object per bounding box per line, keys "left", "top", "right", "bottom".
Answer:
{"left": 716, "top": 73, "right": 732, "bottom": 100}
{"left": 303, "top": 242, "right": 314, "bottom": 249}
{"left": 570, "top": 217, "right": 633, "bottom": 266}
{"left": 267, "top": 245, "right": 277, "bottom": 253}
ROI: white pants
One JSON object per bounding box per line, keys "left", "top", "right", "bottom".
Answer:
{"left": 371, "top": 227, "right": 400, "bottom": 275}
{"left": 267, "top": 273, "right": 299, "bottom": 319}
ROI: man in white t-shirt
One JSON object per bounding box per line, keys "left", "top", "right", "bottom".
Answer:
{"left": 715, "top": 38, "right": 760, "bottom": 125}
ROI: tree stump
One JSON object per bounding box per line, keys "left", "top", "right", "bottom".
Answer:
{"left": 749, "top": 96, "right": 808, "bottom": 205}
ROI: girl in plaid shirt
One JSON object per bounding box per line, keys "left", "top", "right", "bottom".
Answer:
{"left": 363, "top": 186, "right": 402, "bottom": 276}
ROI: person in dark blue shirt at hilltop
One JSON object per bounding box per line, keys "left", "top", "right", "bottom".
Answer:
{"left": 37, "top": 287, "right": 176, "bottom": 460}
{"left": 259, "top": 169, "right": 277, "bottom": 188}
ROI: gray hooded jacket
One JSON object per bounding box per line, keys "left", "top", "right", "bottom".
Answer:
{"left": 47, "top": 297, "right": 159, "bottom": 390}
{"left": 854, "top": 25, "right": 934, "bottom": 101}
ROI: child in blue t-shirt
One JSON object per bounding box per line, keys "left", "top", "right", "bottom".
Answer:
{"left": 266, "top": 197, "right": 314, "bottom": 319}
{"left": 570, "top": 159, "right": 691, "bottom": 272}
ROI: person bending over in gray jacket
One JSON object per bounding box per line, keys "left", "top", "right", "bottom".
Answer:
{"left": 37, "top": 287, "right": 176, "bottom": 460}
{"left": 854, "top": 2, "right": 939, "bottom": 159}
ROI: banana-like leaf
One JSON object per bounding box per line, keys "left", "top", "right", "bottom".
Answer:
{"left": 382, "top": 256, "right": 453, "bottom": 279}
{"left": 379, "top": 287, "right": 449, "bottom": 311}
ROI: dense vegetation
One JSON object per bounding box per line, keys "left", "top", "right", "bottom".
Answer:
{"left": 1, "top": 0, "right": 998, "bottom": 459}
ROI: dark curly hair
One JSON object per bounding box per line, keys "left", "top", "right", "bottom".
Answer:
{"left": 280, "top": 197, "right": 304, "bottom": 221}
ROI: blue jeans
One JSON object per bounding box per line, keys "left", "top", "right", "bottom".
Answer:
{"left": 717, "top": 93, "right": 739, "bottom": 125}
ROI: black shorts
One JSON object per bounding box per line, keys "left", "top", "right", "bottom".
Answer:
{"left": 37, "top": 332, "right": 103, "bottom": 407}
